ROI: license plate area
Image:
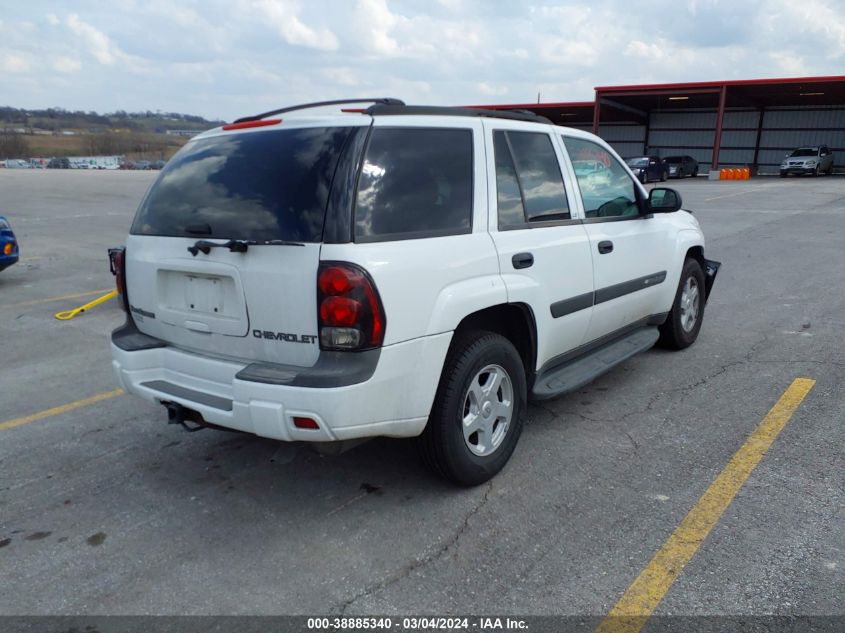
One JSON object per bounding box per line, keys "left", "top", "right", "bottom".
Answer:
{"left": 156, "top": 266, "right": 248, "bottom": 336}
{"left": 185, "top": 275, "right": 224, "bottom": 315}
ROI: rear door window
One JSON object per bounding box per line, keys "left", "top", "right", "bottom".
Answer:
{"left": 354, "top": 128, "right": 473, "bottom": 242}
{"left": 500, "top": 131, "right": 570, "bottom": 223}
{"left": 131, "top": 127, "right": 355, "bottom": 242}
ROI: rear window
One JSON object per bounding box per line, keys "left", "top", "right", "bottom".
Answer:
{"left": 131, "top": 127, "right": 355, "bottom": 242}
{"left": 354, "top": 128, "right": 473, "bottom": 242}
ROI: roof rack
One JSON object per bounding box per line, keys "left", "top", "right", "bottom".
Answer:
{"left": 233, "top": 98, "right": 406, "bottom": 123}
{"left": 365, "top": 104, "right": 553, "bottom": 124}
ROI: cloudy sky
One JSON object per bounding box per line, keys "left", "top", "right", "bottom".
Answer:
{"left": 1, "top": 0, "right": 844, "bottom": 121}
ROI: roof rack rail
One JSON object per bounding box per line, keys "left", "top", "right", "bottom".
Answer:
{"left": 233, "top": 98, "right": 406, "bottom": 123}
{"left": 365, "top": 104, "right": 553, "bottom": 124}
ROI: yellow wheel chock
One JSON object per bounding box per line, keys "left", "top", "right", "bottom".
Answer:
{"left": 55, "top": 289, "right": 118, "bottom": 320}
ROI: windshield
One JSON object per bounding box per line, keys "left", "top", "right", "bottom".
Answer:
{"left": 131, "top": 127, "right": 355, "bottom": 242}
{"left": 789, "top": 148, "right": 818, "bottom": 157}
{"left": 626, "top": 158, "right": 649, "bottom": 167}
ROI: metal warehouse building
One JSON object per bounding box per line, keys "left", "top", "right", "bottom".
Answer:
{"left": 477, "top": 75, "right": 845, "bottom": 175}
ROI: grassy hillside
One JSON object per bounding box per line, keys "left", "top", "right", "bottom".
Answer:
{"left": 1, "top": 106, "right": 219, "bottom": 159}
{"left": 1, "top": 106, "right": 222, "bottom": 133}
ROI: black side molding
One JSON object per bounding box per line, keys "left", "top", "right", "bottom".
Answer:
{"left": 550, "top": 292, "right": 594, "bottom": 318}
{"left": 549, "top": 271, "right": 667, "bottom": 319}
{"left": 594, "top": 271, "right": 666, "bottom": 305}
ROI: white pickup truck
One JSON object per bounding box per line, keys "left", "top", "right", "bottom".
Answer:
{"left": 110, "top": 98, "right": 720, "bottom": 485}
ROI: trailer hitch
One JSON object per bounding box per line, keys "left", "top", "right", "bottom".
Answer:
{"left": 164, "top": 402, "right": 206, "bottom": 432}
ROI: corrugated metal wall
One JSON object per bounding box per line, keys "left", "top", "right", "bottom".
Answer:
{"left": 557, "top": 103, "right": 843, "bottom": 173}
{"left": 599, "top": 123, "right": 645, "bottom": 159}
{"left": 632, "top": 105, "right": 845, "bottom": 174}
{"left": 757, "top": 108, "right": 845, "bottom": 172}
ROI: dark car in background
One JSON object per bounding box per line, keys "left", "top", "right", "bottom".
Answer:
{"left": 780, "top": 146, "right": 835, "bottom": 177}
{"left": 47, "top": 157, "right": 70, "bottom": 169}
{"left": 625, "top": 155, "right": 669, "bottom": 183}
{"left": 0, "top": 216, "right": 20, "bottom": 272}
{"left": 663, "top": 155, "right": 699, "bottom": 178}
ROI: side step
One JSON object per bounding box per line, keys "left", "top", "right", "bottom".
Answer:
{"left": 531, "top": 327, "right": 659, "bottom": 400}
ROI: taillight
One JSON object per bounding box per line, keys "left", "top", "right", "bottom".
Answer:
{"left": 317, "top": 262, "right": 385, "bottom": 351}
{"left": 108, "top": 247, "right": 127, "bottom": 312}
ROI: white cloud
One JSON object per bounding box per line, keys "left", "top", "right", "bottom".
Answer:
{"left": 476, "top": 82, "right": 509, "bottom": 97}
{"left": 0, "top": 0, "right": 843, "bottom": 120}
{"left": 66, "top": 13, "right": 119, "bottom": 65}
{"left": 1, "top": 54, "right": 31, "bottom": 73}
{"left": 252, "top": 0, "right": 339, "bottom": 51}
{"left": 52, "top": 56, "right": 82, "bottom": 73}
{"left": 353, "top": 0, "right": 401, "bottom": 56}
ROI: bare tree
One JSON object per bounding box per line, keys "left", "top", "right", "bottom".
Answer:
{"left": 0, "top": 130, "right": 30, "bottom": 159}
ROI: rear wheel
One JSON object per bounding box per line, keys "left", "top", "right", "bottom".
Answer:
{"left": 691, "top": 166, "right": 699, "bottom": 177}
{"left": 419, "top": 331, "right": 526, "bottom": 486}
{"left": 658, "top": 258, "right": 705, "bottom": 350}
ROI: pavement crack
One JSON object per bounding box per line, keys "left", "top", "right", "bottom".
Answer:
{"left": 334, "top": 481, "right": 494, "bottom": 615}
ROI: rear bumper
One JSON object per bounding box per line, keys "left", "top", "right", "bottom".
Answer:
{"left": 0, "top": 253, "right": 18, "bottom": 271}
{"left": 111, "top": 332, "right": 451, "bottom": 442}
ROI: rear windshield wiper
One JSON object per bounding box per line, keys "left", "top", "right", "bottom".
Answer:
{"left": 188, "top": 239, "right": 305, "bottom": 256}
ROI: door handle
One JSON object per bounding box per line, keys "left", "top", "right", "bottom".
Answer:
{"left": 598, "top": 240, "right": 614, "bottom": 254}
{"left": 512, "top": 252, "right": 534, "bottom": 269}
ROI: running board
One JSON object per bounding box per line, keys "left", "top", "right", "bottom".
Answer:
{"left": 531, "top": 327, "right": 659, "bottom": 400}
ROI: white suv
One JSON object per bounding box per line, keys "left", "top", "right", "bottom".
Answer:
{"left": 110, "top": 98, "right": 720, "bottom": 485}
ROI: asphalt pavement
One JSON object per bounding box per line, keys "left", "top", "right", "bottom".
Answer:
{"left": 0, "top": 170, "right": 842, "bottom": 622}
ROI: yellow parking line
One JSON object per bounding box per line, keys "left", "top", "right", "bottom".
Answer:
{"left": 0, "top": 388, "right": 124, "bottom": 432}
{"left": 6, "top": 288, "right": 114, "bottom": 309}
{"left": 595, "top": 377, "right": 816, "bottom": 633}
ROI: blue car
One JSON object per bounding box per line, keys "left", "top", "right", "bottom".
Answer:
{"left": 0, "top": 216, "right": 20, "bottom": 272}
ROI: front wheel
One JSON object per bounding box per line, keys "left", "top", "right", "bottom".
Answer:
{"left": 658, "top": 258, "right": 706, "bottom": 350}
{"left": 419, "top": 331, "right": 526, "bottom": 486}
{"left": 660, "top": 170, "right": 667, "bottom": 182}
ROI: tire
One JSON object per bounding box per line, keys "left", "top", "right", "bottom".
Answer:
{"left": 660, "top": 170, "right": 667, "bottom": 182}
{"left": 640, "top": 172, "right": 648, "bottom": 184}
{"left": 813, "top": 165, "right": 820, "bottom": 177}
{"left": 692, "top": 167, "right": 699, "bottom": 177}
{"left": 780, "top": 173, "right": 787, "bottom": 178}
{"left": 658, "top": 258, "right": 706, "bottom": 350}
{"left": 418, "top": 331, "right": 526, "bottom": 486}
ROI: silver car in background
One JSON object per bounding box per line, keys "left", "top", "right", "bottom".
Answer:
{"left": 780, "top": 146, "right": 835, "bottom": 177}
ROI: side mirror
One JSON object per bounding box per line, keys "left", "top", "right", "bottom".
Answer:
{"left": 647, "top": 188, "right": 682, "bottom": 213}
